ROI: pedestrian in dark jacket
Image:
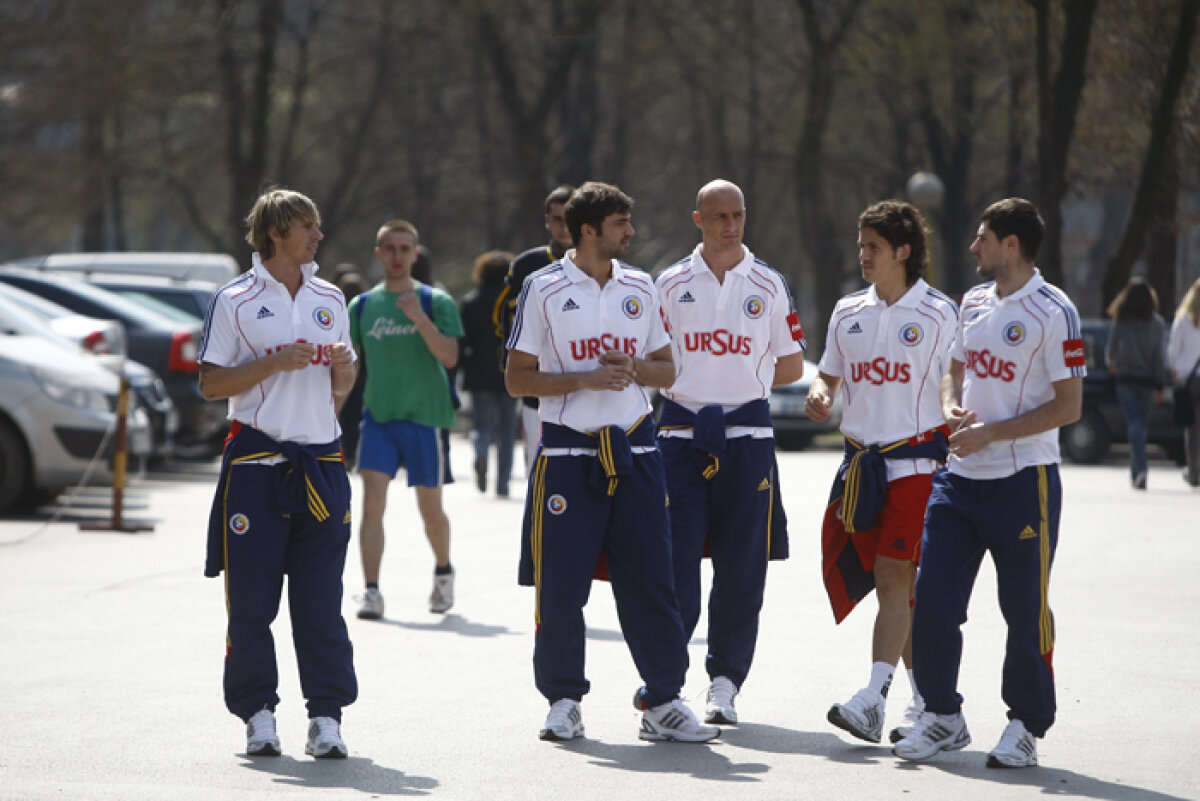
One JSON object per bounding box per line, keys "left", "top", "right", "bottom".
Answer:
{"left": 1105, "top": 277, "right": 1167, "bottom": 489}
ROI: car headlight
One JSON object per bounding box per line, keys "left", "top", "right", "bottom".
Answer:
{"left": 30, "top": 366, "right": 112, "bottom": 413}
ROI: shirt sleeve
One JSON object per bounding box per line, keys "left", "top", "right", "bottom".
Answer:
{"left": 816, "top": 307, "right": 844, "bottom": 378}
{"left": 769, "top": 276, "right": 805, "bottom": 357}
{"left": 1045, "top": 301, "right": 1087, "bottom": 382}
{"left": 508, "top": 277, "right": 545, "bottom": 357}
{"left": 645, "top": 288, "right": 671, "bottom": 354}
{"left": 347, "top": 295, "right": 363, "bottom": 353}
{"left": 198, "top": 292, "right": 239, "bottom": 368}
{"left": 433, "top": 290, "right": 465, "bottom": 338}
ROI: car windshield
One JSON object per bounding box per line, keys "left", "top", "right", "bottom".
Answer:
{"left": 0, "top": 289, "right": 83, "bottom": 351}
{"left": 0, "top": 281, "right": 75, "bottom": 320}
{"left": 109, "top": 289, "right": 203, "bottom": 324}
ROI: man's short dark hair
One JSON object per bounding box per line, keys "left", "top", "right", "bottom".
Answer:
{"left": 858, "top": 200, "right": 929, "bottom": 286}
{"left": 545, "top": 185, "right": 575, "bottom": 213}
{"left": 564, "top": 182, "right": 633, "bottom": 245}
{"left": 980, "top": 198, "right": 1044, "bottom": 263}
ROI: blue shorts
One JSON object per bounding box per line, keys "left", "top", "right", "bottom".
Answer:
{"left": 357, "top": 411, "right": 444, "bottom": 487}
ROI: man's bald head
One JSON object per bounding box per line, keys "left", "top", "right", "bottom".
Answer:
{"left": 696, "top": 180, "right": 745, "bottom": 214}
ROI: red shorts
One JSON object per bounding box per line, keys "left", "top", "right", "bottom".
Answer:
{"left": 852, "top": 472, "right": 934, "bottom": 568}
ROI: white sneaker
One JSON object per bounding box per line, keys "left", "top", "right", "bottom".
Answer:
{"left": 704, "top": 676, "right": 738, "bottom": 724}
{"left": 889, "top": 696, "right": 925, "bottom": 744}
{"left": 305, "top": 716, "right": 347, "bottom": 759}
{"left": 638, "top": 696, "right": 720, "bottom": 743}
{"left": 827, "top": 687, "right": 885, "bottom": 743}
{"left": 892, "top": 711, "right": 971, "bottom": 761}
{"left": 987, "top": 719, "right": 1038, "bottom": 768}
{"left": 429, "top": 569, "right": 454, "bottom": 614}
{"left": 356, "top": 587, "right": 384, "bottom": 620}
{"left": 245, "top": 708, "right": 280, "bottom": 756}
{"left": 539, "top": 699, "right": 584, "bottom": 741}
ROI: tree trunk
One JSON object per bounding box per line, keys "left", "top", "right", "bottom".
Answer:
{"left": 1101, "top": 0, "right": 1198, "bottom": 308}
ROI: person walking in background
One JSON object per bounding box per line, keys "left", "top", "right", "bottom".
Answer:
{"left": 805, "top": 200, "right": 957, "bottom": 746}
{"left": 1105, "top": 277, "right": 1167, "bottom": 490}
{"left": 200, "top": 188, "right": 357, "bottom": 759}
{"left": 349, "top": 220, "right": 463, "bottom": 620}
{"left": 893, "top": 198, "right": 1083, "bottom": 769}
{"left": 495, "top": 185, "right": 577, "bottom": 469}
{"left": 656, "top": 179, "right": 806, "bottom": 727}
{"left": 460, "top": 250, "right": 519, "bottom": 497}
{"left": 334, "top": 268, "right": 367, "bottom": 469}
{"left": 1168, "top": 277, "right": 1200, "bottom": 487}
{"left": 506, "top": 182, "right": 717, "bottom": 744}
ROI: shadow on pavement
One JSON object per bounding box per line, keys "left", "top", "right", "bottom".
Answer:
{"left": 238, "top": 754, "right": 437, "bottom": 796}
{"left": 380, "top": 613, "right": 514, "bottom": 638}
{"left": 559, "top": 737, "right": 769, "bottom": 782}
{"left": 897, "top": 758, "right": 1196, "bottom": 801}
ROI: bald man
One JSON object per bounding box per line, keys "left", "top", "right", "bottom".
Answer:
{"left": 656, "top": 180, "right": 807, "bottom": 725}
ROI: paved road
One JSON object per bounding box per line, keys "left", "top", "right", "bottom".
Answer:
{"left": 1, "top": 436, "right": 1196, "bottom": 800}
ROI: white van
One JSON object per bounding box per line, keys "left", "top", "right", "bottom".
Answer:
{"left": 4, "top": 252, "right": 240, "bottom": 285}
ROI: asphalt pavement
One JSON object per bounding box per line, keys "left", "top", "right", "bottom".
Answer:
{"left": 1, "top": 435, "right": 1196, "bottom": 801}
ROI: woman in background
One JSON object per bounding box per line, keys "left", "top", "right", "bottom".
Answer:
{"left": 1168, "top": 278, "right": 1200, "bottom": 488}
{"left": 1105, "top": 277, "right": 1167, "bottom": 490}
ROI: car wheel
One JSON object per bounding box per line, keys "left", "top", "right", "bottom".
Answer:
{"left": 1060, "top": 406, "right": 1110, "bottom": 464}
{"left": 0, "top": 418, "right": 30, "bottom": 513}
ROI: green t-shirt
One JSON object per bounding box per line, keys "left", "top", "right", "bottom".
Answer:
{"left": 348, "top": 281, "right": 465, "bottom": 429}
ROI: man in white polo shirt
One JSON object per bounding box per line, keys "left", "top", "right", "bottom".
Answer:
{"left": 893, "top": 198, "right": 1084, "bottom": 768}
{"left": 656, "top": 179, "right": 806, "bottom": 726}
{"left": 200, "top": 188, "right": 358, "bottom": 760}
{"left": 805, "top": 200, "right": 957, "bottom": 746}
{"left": 506, "top": 181, "right": 717, "bottom": 745}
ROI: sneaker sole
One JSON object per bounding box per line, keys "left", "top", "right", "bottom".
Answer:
{"left": 247, "top": 743, "right": 281, "bottom": 757}
{"left": 538, "top": 727, "right": 584, "bottom": 742}
{"left": 892, "top": 730, "right": 972, "bottom": 761}
{"left": 356, "top": 610, "right": 383, "bottom": 620}
{"left": 306, "top": 745, "right": 348, "bottom": 759}
{"left": 986, "top": 753, "right": 1036, "bottom": 769}
{"left": 705, "top": 710, "right": 738, "bottom": 725}
{"left": 638, "top": 729, "right": 721, "bottom": 743}
{"left": 827, "top": 705, "right": 881, "bottom": 744}
{"left": 888, "top": 727, "right": 912, "bottom": 745}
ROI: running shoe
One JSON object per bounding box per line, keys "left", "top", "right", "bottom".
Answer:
{"left": 828, "top": 687, "right": 885, "bottom": 743}
{"left": 705, "top": 676, "right": 739, "bottom": 725}
{"left": 986, "top": 719, "right": 1038, "bottom": 768}
{"left": 246, "top": 708, "right": 280, "bottom": 757}
{"left": 305, "top": 716, "right": 347, "bottom": 759}
{"left": 892, "top": 711, "right": 971, "bottom": 761}
{"left": 539, "top": 699, "right": 584, "bottom": 741}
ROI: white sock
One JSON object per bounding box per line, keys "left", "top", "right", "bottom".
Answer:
{"left": 868, "top": 661, "right": 895, "bottom": 698}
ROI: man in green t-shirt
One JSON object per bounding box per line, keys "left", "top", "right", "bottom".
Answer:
{"left": 348, "top": 219, "right": 464, "bottom": 619}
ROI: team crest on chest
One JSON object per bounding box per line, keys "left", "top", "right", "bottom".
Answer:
{"left": 744, "top": 295, "right": 765, "bottom": 319}
{"left": 313, "top": 306, "right": 335, "bottom": 330}
{"left": 899, "top": 323, "right": 924, "bottom": 347}
{"left": 229, "top": 513, "right": 250, "bottom": 535}
{"left": 1003, "top": 322, "right": 1026, "bottom": 346}
{"left": 622, "top": 296, "right": 643, "bottom": 319}
{"left": 547, "top": 494, "right": 567, "bottom": 515}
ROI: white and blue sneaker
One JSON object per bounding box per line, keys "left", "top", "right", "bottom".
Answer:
{"left": 828, "top": 687, "right": 885, "bottom": 743}
{"left": 246, "top": 709, "right": 280, "bottom": 757}
{"left": 305, "top": 716, "right": 348, "bottom": 759}
{"left": 636, "top": 695, "right": 720, "bottom": 743}
{"left": 539, "top": 699, "right": 584, "bottom": 741}
{"left": 987, "top": 719, "right": 1038, "bottom": 768}
{"left": 892, "top": 711, "right": 971, "bottom": 761}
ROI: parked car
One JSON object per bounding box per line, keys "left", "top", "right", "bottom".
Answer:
{"left": 0, "top": 295, "right": 151, "bottom": 513}
{"left": 4, "top": 251, "right": 238, "bottom": 285}
{"left": 770, "top": 360, "right": 843, "bottom": 449}
{"left": 0, "top": 269, "right": 225, "bottom": 455}
{"left": 1059, "top": 318, "right": 1184, "bottom": 464}
{"left": 0, "top": 283, "right": 178, "bottom": 461}
{"left": 91, "top": 275, "right": 218, "bottom": 322}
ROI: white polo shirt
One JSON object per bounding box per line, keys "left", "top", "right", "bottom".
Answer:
{"left": 949, "top": 270, "right": 1086, "bottom": 480}
{"left": 657, "top": 245, "right": 805, "bottom": 418}
{"left": 508, "top": 255, "right": 668, "bottom": 433}
{"left": 199, "top": 254, "right": 354, "bottom": 444}
{"left": 818, "top": 279, "right": 958, "bottom": 480}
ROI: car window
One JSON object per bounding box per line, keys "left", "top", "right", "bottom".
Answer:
{"left": 0, "top": 290, "right": 84, "bottom": 351}
{"left": 109, "top": 289, "right": 203, "bottom": 324}
{"left": 0, "top": 273, "right": 184, "bottom": 330}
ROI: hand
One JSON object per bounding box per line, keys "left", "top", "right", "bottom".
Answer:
{"left": 948, "top": 416, "right": 990, "bottom": 458}
{"left": 396, "top": 291, "right": 425, "bottom": 320}
{"left": 327, "top": 342, "right": 354, "bottom": 371}
{"left": 275, "top": 341, "right": 317, "bottom": 372}
{"left": 945, "top": 405, "right": 976, "bottom": 434}
{"left": 804, "top": 391, "right": 831, "bottom": 422}
{"left": 588, "top": 350, "right": 636, "bottom": 391}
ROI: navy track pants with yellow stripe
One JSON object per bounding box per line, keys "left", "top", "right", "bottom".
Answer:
{"left": 220, "top": 457, "right": 357, "bottom": 722}
{"left": 525, "top": 449, "right": 688, "bottom": 708}
{"left": 912, "top": 464, "right": 1060, "bottom": 737}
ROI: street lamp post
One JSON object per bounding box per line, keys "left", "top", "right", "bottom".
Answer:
{"left": 907, "top": 171, "right": 945, "bottom": 289}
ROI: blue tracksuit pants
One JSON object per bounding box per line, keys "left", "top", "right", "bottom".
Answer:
{"left": 912, "top": 464, "right": 1060, "bottom": 737}
{"left": 525, "top": 446, "right": 688, "bottom": 708}
{"left": 661, "top": 435, "right": 775, "bottom": 688}
{"left": 215, "top": 436, "right": 357, "bottom": 722}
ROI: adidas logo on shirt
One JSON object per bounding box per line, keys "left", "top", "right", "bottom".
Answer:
{"left": 257, "top": 306, "right": 274, "bottom": 319}
{"left": 679, "top": 291, "right": 696, "bottom": 303}
{"left": 562, "top": 298, "right": 580, "bottom": 311}
{"left": 847, "top": 321, "right": 863, "bottom": 334}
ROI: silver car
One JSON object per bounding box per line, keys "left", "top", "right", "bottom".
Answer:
{"left": 0, "top": 294, "right": 151, "bottom": 512}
